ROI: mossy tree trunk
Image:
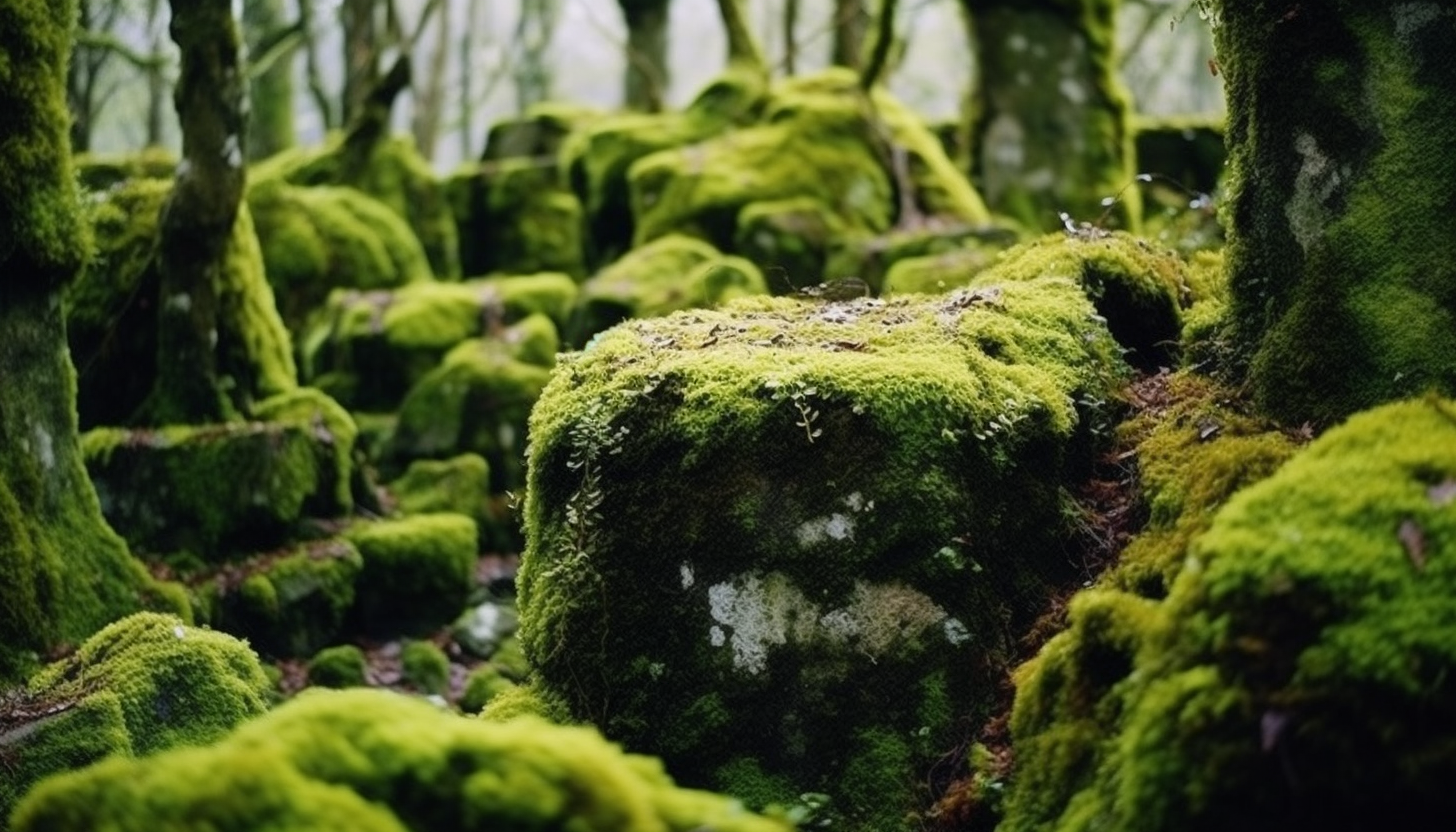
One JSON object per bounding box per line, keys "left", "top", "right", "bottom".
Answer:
{"left": 243, "top": 0, "right": 296, "bottom": 161}
{"left": 1216, "top": 0, "right": 1456, "bottom": 424}
{"left": 716, "top": 0, "right": 767, "bottom": 72}
{"left": 619, "top": 0, "right": 670, "bottom": 112}
{"left": 831, "top": 0, "right": 869, "bottom": 69}
{"left": 0, "top": 0, "right": 155, "bottom": 683}
{"left": 340, "top": 0, "right": 382, "bottom": 126}
{"left": 147, "top": 0, "right": 248, "bottom": 424}
{"left": 960, "top": 0, "right": 1139, "bottom": 232}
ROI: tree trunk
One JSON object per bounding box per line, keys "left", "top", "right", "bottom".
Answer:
{"left": 410, "top": 0, "right": 449, "bottom": 159}
{"left": 831, "top": 0, "right": 868, "bottom": 69}
{"left": 340, "top": 0, "right": 380, "bottom": 126}
{"left": 148, "top": 0, "right": 249, "bottom": 424}
{"left": 144, "top": 0, "right": 168, "bottom": 147}
{"left": 961, "top": 0, "right": 1139, "bottom": 231}
{"left": 300, "top": 1, "right": 337, "bottom": 130}
{"left": 0, "top": 0, "right": 152, "bottom": 682}
{"left": 782, "top": 0, "right": 799, "bottom": 74}
{"left": 514, "top": 0, "right": 561, "bottom": 113}
{"left": 716, "top": 0, "right": 766, "bottom": 71}
{"left": 1217, "top": 0, "right": 1456, "bottom": 424}
{"left": 619, "top": 0, "right": 669, "bottom": 112}
{"left": 243, "top": 0, "right": 295, "bottom": 161}
{"left": 859, "top": 0, "right": 898, "bottom": 90}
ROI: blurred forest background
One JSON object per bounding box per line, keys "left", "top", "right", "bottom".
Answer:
{"left": 73, "top": 0, "right": 1223, "bottom": 172}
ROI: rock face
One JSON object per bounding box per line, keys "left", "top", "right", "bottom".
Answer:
{"left": 10, "top": 688, "right": 792, "bottom": 832}
{"left": 518, "top": 275, "right": 1129, "bottom": 829}
{"left": 1001, "top": 396, "right": 1456, "bottom": 831}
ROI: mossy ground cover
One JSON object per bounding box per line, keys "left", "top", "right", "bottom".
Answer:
{"left": 519, "top": 274, "right": 1129, "bottom": 829}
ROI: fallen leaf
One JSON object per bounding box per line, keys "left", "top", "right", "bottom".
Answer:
{"left": 1399, "top": 518, "right": 1426, "bottom": 570}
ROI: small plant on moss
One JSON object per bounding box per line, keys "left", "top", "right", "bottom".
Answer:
{"left": 972, "top": 398, "right": 1028, "bottom": 442}
{"left": 765, "top": 377, "right": 823, "bottom": 443}
{"left": 560, "top": 400, "right": 629, "bottom": 565}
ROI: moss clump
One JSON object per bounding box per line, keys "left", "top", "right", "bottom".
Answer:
{"left": 82, "top": 418, "right": 351, "bottom": 560}
{"left": 254, "top": 133, "right": 459, "bottom": 279}
{"left": 1218, "top": 1, "right": 1456, "bottom": 424}
{"left": 385, "top": 453, "right": 493, "bottom": 543}
{"left": 881, "top": 240, "right": 1004, "bottom": 296}
{"left": 302, "top": 274, "right": 576, "bottom": 410}
{"left": 205, "top": 538, "right": 365, "bottom": 658}
{"left": 307, "top": 644, "right": 368, "bottom": 688}
{"left": 400, "top": 639, "right": 451, "bottom": 695}
{"left": 12, "top": 687, "right": 791, "bottom": 832}
{"left": 567, "top": 234, "right": 767, "bottom": 346}
{"left": 66, "top": 180, "right": 297, "bottom": 428}
{"left": 830, "top": 223, "right": 1022, "bottom": 297}
{"left": 453, "top": 157, "right": 587, "bottom": 279}
{"left": 459, "top": 664, "right": 516, "bottom": 713}
{"left": 344, "top": 513, "right": 478, "bottom": 638}
{"left": 0, "top": 613, "right": 270, "bottom": 820}
{"left": 246, "top": 178, "right": 433, "bottom": 330}
{"left": 733, "top": 198, "right": 847, "bottom": 291}
{"left": 519, "top": 278, "right": 1127, "bottom": 829}
{"left": 73, "top": 147, "right": 178, "bottom": 191}
{"left": 1001, "top": 396, "right": 1456, "bottom": 831}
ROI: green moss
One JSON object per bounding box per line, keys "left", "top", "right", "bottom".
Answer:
{"left": 344, "top": 513, "right": 478, "bottom": 638}
{"left": 567, "top": 234, "right": 768, "bottom": 346}
{"left": 387, "top": 453, "right": 490, "bottom": 521}
{"left": 489, "top": 636, "right": 531, "bottom": 682}
{"left": 301, "top": 275, "right": 575, "bottom": 410}
{"left": 246, "top": 178, "right": 433, "bottom": 330}
{"left": 478, "top": 680, "right": 572, "bottom": 724}
{"left": 454, "top": 157, "right": 587, "bottom": 279}
{"left": 1002, "top": 396, "right": 1456, "bottom": 830}
{"left": 13, "top": 688, "right": 791, "bottom": 832}
{"left": 250, "top": 386, "right": 359, "bottom": 513}
{"left": 881, "top": 241, "right": 1003, "bottom": 296}
{"left": 1, "top": 612, "right": 270, "bottom": 820}
{"left": 519, "top": 279, "right": 1127, "bottom": 829}
{"left": 400, "top": 640, "right": 451, "bottom": 695}
{"left": 459, "top": 664, "right": 517, "bottom": 713}
{"left": 82, "top": 417, "right": 349, "bottom": 559}
{"left": 829, "top": 224, "right": 1022, "bottom": 296}
{"left": 1219, "top": 1, "right": 1456, "bottom": 423}
{"left": 74, "top": 147, "right": 178, "bottom": 191}
{"left": 254, "top": 134, "right": 460, "bottom": 279}
{"left": 733, "top": 198, "right": 847, "bottom": 291}
{"left": 206, "top": 538, "right": 364, "bottom": 657}
{"left": 307, "top": 644, "right": 368, "bottom": 688}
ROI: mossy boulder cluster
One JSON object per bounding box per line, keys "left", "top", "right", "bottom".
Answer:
{"left": 518, "top": 238, "right": 1135, "bottom": 827}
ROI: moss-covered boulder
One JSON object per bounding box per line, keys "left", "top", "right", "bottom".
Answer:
{"left": 383, "top": 453, "right": 518, "bottom": 551}
{"left": 733, "top": 198, "right": 848, "bottom": 291}
{"left": 344, "top": 513, "right": 478, "bottom": 638}
{"left": 82, "top": 411, "right": 354, "bottom": 562}
{"left": 382, "top": 318, "right": 559, "bottom": 490}
{"left": 11, "top": 687, "right": 792, "bottom": 832}
{"left": 307, "top": 643, "right": 368, "bottom": 688}
{"left": 246, "top": 178, "right": 433, "bottom": 331}
{"left": 567, "top": 234, "right": 767, "bottom": 346}
{"left": 302, "top": 273, "right": 577, "bottom": 411}
{"left": 254, "top": 133, "right": 459, "bottom": 280}
{"left": 451, "top": 158, "right": 588, "bottom": 280}
{"left": 198, "top": 537, "right": 365, "bottom": 658}
{"left": 518, "top": 279, "right": 1128, "bottom": 829}
{"left": 563, "top": 65, "right": 769, "bottom": 264}
{"left": 67, "top": 179, "right": 298, "bottom": 428}
{"left": 1001, "top": 395, "right": 1456, "bottom": 831}
{"left": 0, "top": 613, "right": 270, "bottom": 821}
{"left": 880, "top": 238, "right": 1004, "bottom": 296}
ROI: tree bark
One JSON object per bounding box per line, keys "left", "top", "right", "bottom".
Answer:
{"left": 148, "top": 0, "right": 249, "bottom": 424}
{"left": 831, "top": 0, "right": 868, "bottom": 69}
{"left": 410, "top": 0, "right": 450, "bottom": 159}
{"left": 340, "top": 0, "right": 381, "bottom": 126}
{"left": 1217, "top": 0, "right": 1456, "bottom": 423}
{"left": 619, "top": 0, "right": 670, "bottom": 112}
{"left": 716, "top": 0, "right": 766, "bottom": 71}
{"left": 243, "top": 0, "right": 296, "bottom": 161}
{"left": 514, "top": 0, "right": 561, "bottom": 113}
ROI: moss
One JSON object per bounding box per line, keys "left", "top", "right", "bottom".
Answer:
{"left": 302, "top": 275, "right": 575, "bottom": 411}
{"left": 567, "top": 234, "right": 768, "bottom": 346}
{"left": 73, "top": 147, "right": 178, "bottom": 191}
{"left": 478, "top": 680, "right": 572, "bottom": 724}
{"left": 307, "top": 644, "right": 369, "bottom": 688}
{"left": 970, "top": 231, "right": 1191, "bottom": 369}
{"left": 13, "top": 687, "right": 791, "bottom": 832}
{"left": 881, "top": 240, "right": 1003, "bottom": 296}
{"left": 459, "top": 664, "right": 516, "bottom": 713}
{"left": 1219, "top": 1, "right": 1456, "bottom": 424}
{"left": 387, "top": 452, "right": 490, "bottom": 521}
{"left": 254, "top": 133, "right": 460, "bottom": 279}
{"left": 344, "top": 513, "right": 478, "bottom": 638}
{"left": 66, "top": 180, "right": 297, "bottom": 427}
{"left": 397, "top": 640, "right": 451, "bottom": 696}
{"left": 454, "top": 157, "right": 587, "bottom": 279}
{"left": 1131, "top": 114, "right": 1225, "bottom": 196}
{"left": 249, "top": 386, "right": 359, "bottom": 513}
{"left": 733, "top": 198, "right": 847, "bottom": 291}
{"left": 206, "top": 538, "right": 365, "bottom": 658}
{"left": 829, "top": 223, "right": 1022, "bottom": 296}
{"left": 489, "top": 636, "right": 531, "bottom": 682}
{"left": 1, "top": 612, "right": 270, "bottom": 820}
{"left": 82, "top": 417, "right": 349, "bottom": 559}
{"left": 1001, "top": 396, "right": 1456, "bottom": 831}
{"left": 246, "top": 178, "right": 433, "bottom": 331}
{"left": 519, "top": 279, "right": 1127, "bottom": 828}
{"left": 384, "top": 331, "right": 557, "bottom": 490}
{"left": 964, "top": 0, "right": 1140, "bottom": 231}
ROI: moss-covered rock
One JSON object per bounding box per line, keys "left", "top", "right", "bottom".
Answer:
{"left": 67, "top": 178, "right": 297, "bottom": 428}
{"left": 73, "top": 147, "right": 178, "bottom": 191}
{"left": 827, "top": 222, "right": 1022, "bottom": 296}
{"left": 11, "top": 687, "right": 792, "bottom": 832}
{"left": 246, "top": 178, "right": 433, "bottom": 331}
{"left": 733, "top": 198, "right": 848, "bottom": 291}
{"left": 567, "top": 234, "right": 767, "bottom": 346}
{"left": 1217, "top": 0, "right": 1456, "bottom": 424}
{"left": 459, "top": 663, "right": 517, "bottom": 713}
{"left": 563, "top": 65, "right": 770, "bottom": 264}
{"left": 201, "top": 538, "right": 365, "bottom": 658}
{"left": 344, "top": 513, "right": 478, "bottom": 638}
{"left": 518, "top": 279, "right": 1128, "bottom": 829}
{"left": 254, "top": 133, "right": 459, "bottom": 280}
{"left": 880, "top": 238, "right": 1004, "bottom": 296}
{"left": 1132, "top": 114, "right": 1225, "bottom": 197}
{"left": 452, "top": 157, "right": 587, "bottom": 279}
{"left": 0, "top": 613, "right": 270, "bottom": 820}
{"left": 383, "top": 321, "right": 559, "bottom": 490}
{"left": 400, "top": 639, "right": 451, "bottom": 695}
{"left": 302, "top": 273, "right": 576, "bottom": 410}
{"left": 386, "top": 452, "right": 491, "bottom": 520}
{"left": 1001, "top": 395, "right": 1456, "bottom": 831}
{"left": 82, "top": 415, "right": 352, "bottom": 561}
{"left": 307, "top": 643, "right": 368, "bottom": 688}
